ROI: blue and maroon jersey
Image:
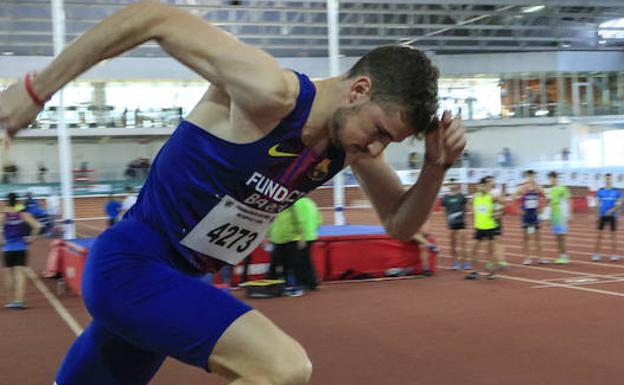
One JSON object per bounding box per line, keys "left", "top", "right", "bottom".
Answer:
{"left": 521, "top": 189, "right": 541, "bottom": 215}
{"left": 3, "top": 211, "right": 27, "bottom": 251}
{"left": 127, "top": 72, "right": 345, "bottom": 272}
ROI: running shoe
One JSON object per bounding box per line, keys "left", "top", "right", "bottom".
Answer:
{"left": 522, "top": 258, "right": 533, "bottom": 265}
{"left": 538, "top": 258, "right": 550, "bottom": 264}
{"left": 464, "top": 271, "right": 479, "bottom": 280}
{"left": 610, "top": 256, "right": 620, "bottom": 262}
{"left": 427, "top": 244, "right": 440, "bottom": 253}
{"left": 4, "top": 301, "right": 27, "bottom": 310}
{"left": 462, "top": 262, "right": 473, "bottom": 270}
{"left": 450, "top": 261, "right": 462, "bottom": 270}
{"left": 498, "top": 261, "right": 509, "bottom": 269}
{"left": 555, "top": 255, "right": 570, "bottom": 264}
{"left": 11, "top": 302, "right": 27, "bottom": 310}
{"left": 486, "top": 272, "right": 497, "bottom": 280}
{"left": 591, "top": 254, "right": 601, "bottom": 262}
{"left": 284, "top": 287, "right": 304, "bottom": 297}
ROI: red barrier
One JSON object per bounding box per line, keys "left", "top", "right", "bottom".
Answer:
{"left": 49, "top": 233, "right": 436, "bottom": 295}
{"left": 61, "top": 242, "right": 88, "bottom": 296}
{"left": 230, "top": 236, "right": 433, "bottom": 283}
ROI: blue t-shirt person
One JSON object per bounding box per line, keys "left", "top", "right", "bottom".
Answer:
{"left": 104, "top": 199, "right": 122, "bottom": 225}
{"left": 597, "top": 188, "right": 622, "bottom": 217}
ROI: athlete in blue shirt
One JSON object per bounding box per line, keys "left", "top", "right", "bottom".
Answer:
{"left": 0, "top": 3, "right": 466, "bottom": 385}
{"left": 104, "top": 195, "right": 122, "bottom": 227}
{"left": 592, "top": 173, "right": 622, "bottom": 262}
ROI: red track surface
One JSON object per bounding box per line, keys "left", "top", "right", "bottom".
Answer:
{"left": 2, "top": 208, "right": 624, "bottom": 385}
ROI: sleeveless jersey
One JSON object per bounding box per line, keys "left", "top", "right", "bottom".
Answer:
{"left": 473, "top": 193, "right": 497, "bottom": 230}
{"left": 3, "top": 211, "right": 27, "bottom": 251}
{"left": 127, "top": 72, "right": 345, "bottom": 272}
{"left": 521, "top": 189, "right": 540, "bottom": 215}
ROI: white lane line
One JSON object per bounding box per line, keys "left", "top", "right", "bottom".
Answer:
{"left": 497, "top": 273, "right": 624, "bottom": 298}
{"left": 24, "top": 267, "right": 83, "bottom": 336}
{"left": 531, "top": 278, "right": 624, "bottom": 289}
{"left": 439, "top": 264, "right": 624, "bottom": 298}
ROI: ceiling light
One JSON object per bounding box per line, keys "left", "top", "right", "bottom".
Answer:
{"left": 598, "top": 40, "right": 607, "bottom": 45}
{"left": 561, "top": 43, "right": 571, "bottom": 48}
{"left": 522, "top": 5, "right": 545, "bottom": 13}
{"left": 599, "top": 18, "right": 624, "bottom": 39}
{"left": 0, "top": 51, "right": 14, "bottom": 56}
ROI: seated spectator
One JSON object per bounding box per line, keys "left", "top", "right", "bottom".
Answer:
{"left": 2, "top": 163, "right": 18, "bottom": 184}
{"left": 38, "top": 162, "right": 48, "bottom": 183}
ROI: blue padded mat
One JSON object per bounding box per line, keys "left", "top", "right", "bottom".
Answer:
{"left": 66, "top": 225, "right": 384, "bottom": 250}
{"left": 317, "top": 225, "right": 385, "bottom": 237}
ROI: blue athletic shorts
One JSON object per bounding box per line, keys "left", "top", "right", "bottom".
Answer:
{"left": 552, "top": 223, "right": 568, "bottom": 235}
{"left": 522, "top": 213, "right": 540, "bottom": 228}
{"left": 56, "top": 219, "right": 252, "bottom": 385}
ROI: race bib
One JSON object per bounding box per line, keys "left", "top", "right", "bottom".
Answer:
{"left": 475, "top": 204, "right": 489, "bottom": 214}
{"left": 524, "top": 198, "right": 538, "bottom": 209}
{"left": 180, "top": 195, "right": 276, "bottom": 265}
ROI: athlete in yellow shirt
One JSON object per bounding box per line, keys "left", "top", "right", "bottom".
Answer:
{"left": 466, "top": 177, "right": 499, "bottom": 280}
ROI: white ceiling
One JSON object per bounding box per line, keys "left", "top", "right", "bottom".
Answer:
{"left": 1, "top": 0, "right": 623, "bottom": 57}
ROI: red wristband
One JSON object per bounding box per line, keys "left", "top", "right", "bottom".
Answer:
{"left": 24, "top": 73, "right": 47, "bottom": 107}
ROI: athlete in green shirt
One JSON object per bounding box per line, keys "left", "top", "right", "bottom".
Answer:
{"left": 548, "top": 171, "right": 572, "bottom": 264}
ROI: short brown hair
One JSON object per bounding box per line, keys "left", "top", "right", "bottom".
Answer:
{"left": 347, "top": 46, "right": 439, "bottom": 139}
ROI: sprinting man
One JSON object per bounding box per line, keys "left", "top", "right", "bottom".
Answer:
{"left": 514, "top": 170, "right": 546, "bottom": 265}
{"left": 0, "top": 2, "right": 465, "bottom": 385}
{"left": 548, "top": 171, "right": 572, "bottom": 264}
{"left": 592, "top": 173, "right": 622, "bottom": 262}
{"left": 440, "top": 178, "right": 467, "bottom": 270}
{"left": 465, "top": 177, "right": 498, "bottom": 280}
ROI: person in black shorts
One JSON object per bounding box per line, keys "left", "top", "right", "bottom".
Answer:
{"left": 592, "top": 173, "right": 622, "bottom": 262}
{"left": 2, "top": 192, "right": 42, "bottom": 309}
{"left": 486, "top": 176, "right": 508, "bottom": 269}
{"left": 466, "top": 177, "right": 499, "bottom": 280}
{"left": 441, "top": 178, "right": 467, "bottom": 270}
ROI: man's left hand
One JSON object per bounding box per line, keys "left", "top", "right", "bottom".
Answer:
{"left": 424, "top": 110, "right": 466, "bottom": 169}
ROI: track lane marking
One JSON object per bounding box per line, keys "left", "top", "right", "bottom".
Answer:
{"left": 24, "top": 267, "right": 83, "bottom": 336}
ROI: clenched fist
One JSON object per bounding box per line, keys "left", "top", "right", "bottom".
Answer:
{"left": 424, "top": 110, "right": 466, "bottom": 169}
{"left": 0, "top": 79, "right": 45, "bottom": 138}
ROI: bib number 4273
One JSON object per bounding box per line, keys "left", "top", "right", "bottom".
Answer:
{"left": 180, "top": 195, "right": 275, "bottom": 265}
{"left": 205, "top": 223, "right": 258, "bottom": 253}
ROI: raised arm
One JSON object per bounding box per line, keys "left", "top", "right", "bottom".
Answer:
{"left": 352, "top": 112, "right": 465, "bottom": 241}
{"left": 0, "top": 0, "right": 295, "bottom": 136}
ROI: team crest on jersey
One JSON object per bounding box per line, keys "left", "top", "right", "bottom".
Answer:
{"left": 308, "top": 159, "right": 331, "bottom": 181}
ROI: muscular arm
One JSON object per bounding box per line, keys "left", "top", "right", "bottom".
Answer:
{"left": 352, "top": 112, "right": 464, "bottom": 242}
{"left": 2, "top": 1, "right": 295, "bottom": 134}
{"left": 352, "top": 157, "right": 445, "bottom": 241}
